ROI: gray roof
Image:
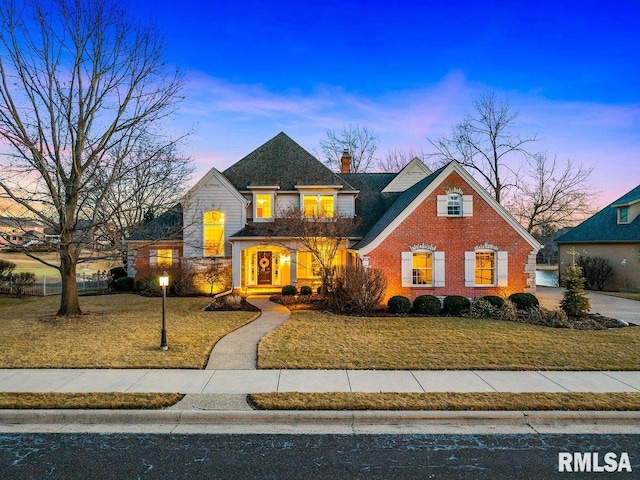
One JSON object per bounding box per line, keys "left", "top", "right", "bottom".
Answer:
{"left": 126, "top": 204, "right": 183, "bottom": 241}
{"left": 223, "top": 132, "right": 353, "bottom": 191}
{"left": 351, "top": 165, "right": 447, "bottom": 249}
{"left": 556, "top": 185, "right": 640, "bottom": 244}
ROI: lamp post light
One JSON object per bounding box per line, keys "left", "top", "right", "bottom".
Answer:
{"left": 159, "top": 271, "right": 169, "bottom": 351}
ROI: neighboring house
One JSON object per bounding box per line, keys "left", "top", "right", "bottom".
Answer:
{"left": 125, "top": 132, "right": 540, "bottom": 300}
{"left": 0, "top": 217, "right": 45, "bottom": 250}
{"left": 556, "top": 185, "right": 640, "bottom": 291}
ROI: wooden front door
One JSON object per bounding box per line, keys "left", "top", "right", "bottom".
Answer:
{"left": 257, "top": 251, "right": 272, "bottom": 285}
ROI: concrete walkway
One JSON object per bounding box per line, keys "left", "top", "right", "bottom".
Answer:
{"left": 536, "top": 286, "right": 640, "bottom": 325}
{"left": 205, "top": 297, "right": 290, "bottom": 370}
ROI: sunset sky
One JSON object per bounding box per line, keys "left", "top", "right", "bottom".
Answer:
{"left": 132, "top": 0, "right": 640, "bottom": 207}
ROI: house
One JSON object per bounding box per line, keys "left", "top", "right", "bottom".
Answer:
{"left": 0, "top": 217, "right": 45, "bottom": 250}
{"left": 556, "top": 185, "right": 640, "bottom": 291}
{"left": 126, "top": 132, "right": 540, "bottom": 300}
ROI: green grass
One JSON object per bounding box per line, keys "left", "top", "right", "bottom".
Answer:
{"left": 258, "top": 311, "right": 640, "bottom": 370}
{"left": 0, "top": 294, "right": 258, "bottom": 369}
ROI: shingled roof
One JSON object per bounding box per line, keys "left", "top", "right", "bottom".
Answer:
{"left": 223, "top": 132, "right": 353, "bottom": 191}
{"left": 556, "top": 185, "right": 640, "bottom": 243}
{"left": 126, "top": 204, "right": 183, "bottom": 241}
{"left": 351, "top": 165, "right": 447, "bottom": 249}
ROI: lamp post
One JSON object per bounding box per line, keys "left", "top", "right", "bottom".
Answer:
{"left": 159, "top": 271, "right": 169, "bottom": 351}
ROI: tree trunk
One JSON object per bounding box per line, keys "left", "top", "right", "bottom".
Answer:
{"left": 57, "top": 247, "right": 82, "bottom": 316}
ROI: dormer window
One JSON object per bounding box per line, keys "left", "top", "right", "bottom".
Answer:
{"left": 255, "top": 193, "right": 273, "bottom": 220}
{"left": 619, "top": 206, "right": 629, "bottom": 224}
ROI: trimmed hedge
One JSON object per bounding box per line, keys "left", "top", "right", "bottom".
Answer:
{"left": 114, "top": 276, "right": 135, "bottom": 292}
{"left": 508, "top": 292, "right": 539, "bottom": 311}
{"left": 387, "top": 295, "right": 411, "bottom": 314}
{"left": 480, "top": 295, "right": 505, "bottom": 308}
{"left": 443, "top": 295, "right": 471, "bottom": 315}
{"left": 412, "top": 295, "right": 442, "bottom": 315}
{"left": 281, "top": 285, "right": 297, "bottom": 296}
{"left": 300, "top": 285, "right": 313, "bottom": 296}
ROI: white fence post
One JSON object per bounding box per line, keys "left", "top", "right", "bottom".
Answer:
{"left": 43, "top": 275, "right": 47, "bottom": 296}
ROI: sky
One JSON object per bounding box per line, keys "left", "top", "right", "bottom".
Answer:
{"left": 130, "top": 0, "right": 640, "bottom": 208}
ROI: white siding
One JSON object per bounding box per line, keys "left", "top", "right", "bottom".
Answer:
{"left": 183, "top": 178, "right": 245, "bottom": 259}
{"left": 337, "top": 193, "right": 356, "bottom": 217}
{"left": 274, "top": 193, "right": 299, "bottom": 214}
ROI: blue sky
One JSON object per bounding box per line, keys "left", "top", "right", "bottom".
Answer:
{"left": 133, "top": 0, "right": 640, "bottom": 206}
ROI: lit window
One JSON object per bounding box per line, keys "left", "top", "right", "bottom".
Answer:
{"left": 619, "top": 207, "right": 629, "bottom": 224}
{"left": 412, "top": 252, "right": 433, "bottom": 285}
{"left": 475, "top": 252, "right": 495, "bottom": 285}
{"left": 447, "top": 194, "right": 462, "bottom": 216}
{"left": 156, "top": 249, "right": 173, "bottom": 268}
{"left": 303, "top": 195, "right": 334, "bottom": 217}
{"left": 203, "top": 210, "right": 224, "bottom": 256}
{"left": 255, "top": 194, "right": 272, "bottom": 219}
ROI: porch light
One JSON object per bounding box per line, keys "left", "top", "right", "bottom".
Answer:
{"left": 280, "top": 254, "right": 291, "bottom": 265}
{"left": 159, "top": 271, "right": 169, "bottom": 351}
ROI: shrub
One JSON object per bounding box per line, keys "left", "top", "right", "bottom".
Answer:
{"left": 480, "top": 295, "right": 505, "bottom": 308}
{"left": 281, "top": 285, "right": 297, "bottom": 296}
{"left": 468, "top": 299, "right": 498, "bottom": 319}
{"left": 412, "top": 295, "right": 441, "bottom": 315}
{"left": 328, "top": 266, "right": 387, "bottom": 315}
{"left": 8, "top": 272, "right": 35, "bottom": 297}
{"left": 300, "top": 285, "right": 313, "bottom": 296}
{"left": 317, "top": 286, "right": 323, "bottom": 295}
{"left": 508, "top": 292, "right": 539, "bottom": 311}
{"left": 560, "top": 265, "right": 590, "bottom": 317}
{"left": 519, "top": 307, "right": 571, "bottom": 328}
{"left": 109, "top": 266, "right": 127, "bottom": 280}
{"left": 225, "top": 294, "right": 243, "bottom": 307}
{"left": 387, "top": 295, "right": 411, "bottom": 314}
{"left": 114, "top": 276, "right": 135, "bottom": 292}
{"left": 494, "top": 300, "right": 518, "bottom": 322}
{"left": 577, "top": 255, "right": 614, "bottom": 291}
{"left": 443, "top": 295, "right": 470, "bottom": 315}
{"left": 0, "top": 259, "right": 16, "bottom": 283}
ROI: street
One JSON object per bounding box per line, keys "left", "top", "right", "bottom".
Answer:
{"left": 1, "top": 433, "right": 638, "bottom": 479}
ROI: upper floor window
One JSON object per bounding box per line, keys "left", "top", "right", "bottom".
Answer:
{"left": 447, "top": 194, "right": 462, "bottom": 216}
{"left": 619, "top": 206, "right": 629, "bottom": 224}
{"left": 303, "top": 194, "right": 334, "bottom": 218}
{"left": 255, "top": 194, "right": 273, "bottom": 220}
{"left": 203, "top": 210, "right": 224, "bottom": 256}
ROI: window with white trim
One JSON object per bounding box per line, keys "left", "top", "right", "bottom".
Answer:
{"left": 401, "top": 249, "right": 445, "bottom": 287}
{"left": 303, "top": 194, "right": 334, "bottom": 217}
{"left": 203, "top": 210, "right": 224, "bottom": 256}
{"left": 437, "top": 194, "right": 473, "bottom": 217}
{"left": 150, "top": 248, "right": 179, "bottom": 268}
{"left": 254, "top": 193, "right": 273, "bottom": 220}
{"left": 465, "top": 249, "right": 508, "bottom": 287}
{"left": 618, "top": 206, "right": 629, "bottom": 224}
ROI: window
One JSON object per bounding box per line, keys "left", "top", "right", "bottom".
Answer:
{"left": 401, "top": 250, "right": 445, "bottom": 287}
{"left": 255, "top": 194, "right": 272, "bottom": 219}
{"left": 447, "top": 194, "right": 462, "bottom": 216}
{"left": 156, "top": 249, "right": 173, "bottom": 268}
{"left": 412, "top": 251, "right": 433, "bottom": 285}
{"left": 619, "top": 206, "right": 629, "bottom": 224}
{"left": 475, "top": 252, "right": 495, "bottom": 285}
{"left": 437, "top": 194, "right": 473, "bottom": 217}
{"left": 303, "top": 194, "right": 334, "bottom": 217}
{"left": 465, "top": 250, "right": 508, "bottom": 287}
{"left": 203, "top": 210, "right": 224, "bottom": 256}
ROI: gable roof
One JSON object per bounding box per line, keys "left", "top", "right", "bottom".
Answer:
{"left": 223, "top": 132, "right": 353, "bottom": 191}
{"left": 381, "top": 157, "right": 432, "bottom": 193}
{"left": 353, "top": 161, "right": 540, "bottom": 253}
{"left": 556, "top": 185, "right": 640, "bottom": 244}
{"left": 125, "top": 204, "right": 183, "bottom": 241}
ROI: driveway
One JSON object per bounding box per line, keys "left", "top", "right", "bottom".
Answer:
{"left": 536, "top": 286, "right": 640, "bottom": 326}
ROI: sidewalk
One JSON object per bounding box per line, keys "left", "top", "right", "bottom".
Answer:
{"left": 2, "top": 368, "right": 640, "bottom": 394}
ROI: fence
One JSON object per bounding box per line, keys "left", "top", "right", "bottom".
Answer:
{"left": 0, "top": 273, "right": 111, "bottom": 296}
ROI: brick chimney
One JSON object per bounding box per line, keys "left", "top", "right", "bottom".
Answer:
{"left": 340, "top": 150, "right": 352, "bottom": 173}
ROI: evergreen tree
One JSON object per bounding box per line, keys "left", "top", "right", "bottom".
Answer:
{"left": 560, "top": 265, "right": 591, "bottom": 317}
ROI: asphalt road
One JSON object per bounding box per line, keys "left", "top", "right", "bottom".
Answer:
{"left": 1, "top": 433, "right": 639, "bottom": 479}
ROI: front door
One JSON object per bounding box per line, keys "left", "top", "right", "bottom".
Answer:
{"left": 257, "top": 251, "right": 272, "bottom": 285}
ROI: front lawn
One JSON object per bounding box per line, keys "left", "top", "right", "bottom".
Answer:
{"left": 0, "top": 294, "right": 258, "bottom": 369}
{"left": 258, "top": 311, "right": 640, "bottom": 370}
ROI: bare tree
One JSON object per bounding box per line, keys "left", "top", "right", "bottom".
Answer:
{"left": 259, "top": 206, "right": 360, "bottom": 294}
{"left": 0, "top": 0, "right": 186, "bottom": 315}
{"left": 428, "top": 91, "right": 537, "bottom": 203}
{"left": 377, "top": 147, "right": 430, "bottom": 173}
{"left": 506, "top": 153, "right": 596, "bottom": 234}
{"left": 319, "top": 124, "right": 379, "bottom": 173}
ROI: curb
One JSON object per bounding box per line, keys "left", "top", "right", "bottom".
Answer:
{"left": 2, "top": 409, "right": 640, "bottom": 426}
